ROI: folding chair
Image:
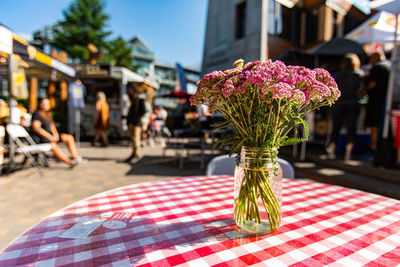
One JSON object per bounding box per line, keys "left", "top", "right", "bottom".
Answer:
{"left": 6, "top": 124, "right": 51, "bottom": 172}
{"left": 277, "top": 158, "right": 295, "bottom": 179}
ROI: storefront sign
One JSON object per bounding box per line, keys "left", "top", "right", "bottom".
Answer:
{"left": 71, "top": 64, "right": 110, "bottom": 77}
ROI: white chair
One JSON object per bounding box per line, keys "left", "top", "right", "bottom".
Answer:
{"left": 206, "top": 154, "right": 236, "bottom": 176}
{"left": 7, "top": 124, "right": 51, "bottom": 172}
{"left": 277, "top": 158, "right": 295, "bottom": 179}
{"left": 206, "top": 154, "right": 295, "bottom": 179}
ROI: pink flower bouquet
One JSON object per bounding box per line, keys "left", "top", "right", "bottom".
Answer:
{"left": 191, "top": 59, "right": 340, "bottom": 233}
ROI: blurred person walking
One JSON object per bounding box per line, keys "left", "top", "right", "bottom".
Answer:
{"left": 197, "top": 103, "right": 212, "bottom": 130}
{"left": 327, "top": 53, "right": 364, "bottom": 160}
{"left": 93, "top": 91, "right": 109, "bottom": 147}
{"left": 124, "top": 88, "right": 145, "bottom": 162}
{"left": 364, "top": 51, "right": 391, "bottom": 152}
{"left": 31, "top": 98, "right": 86, "bottom": 168}
{"left": 155, "top": 105, "right": 168, "bottom": 128}
{"left": 141, "top": 94, "right": 153, "bottom": 146}
{"left": 197, "top": 103, "right": 212, "bottom": 141}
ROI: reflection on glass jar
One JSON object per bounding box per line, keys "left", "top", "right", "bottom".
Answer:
{"left": 234, "top": 146, "right": 282, "bottom": 234}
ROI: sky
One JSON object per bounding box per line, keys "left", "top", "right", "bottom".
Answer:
{"left": 0, "top": 0, "right": 208, "bottom": 68}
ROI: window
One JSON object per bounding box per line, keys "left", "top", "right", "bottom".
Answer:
{"left": 305, "top": 9, "right": 318, "bottom": 44}
{"left": 268, "top": 0, "right": 282, "bottom": 35}
{"left": 343, "top": 13, "right": 363, "bottom": 36}
{"left": 235, "top": 1, "right": 247, "bottom": 39}
{"left": 279, "top": 6, "right": 318, "bottom": 45}
{"left": 280, "top": 6, "right": 300, "bottom": 44}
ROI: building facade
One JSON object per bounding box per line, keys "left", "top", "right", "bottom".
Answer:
{"left": 128, "top": 36, "right": 156, "bottom": 77}
{"left": 202, "top": 0, "right": 268, "bottom": 75}
{"left": 202, "top": 0, "right": 370, "bottom": 74}
{"left": 128, "top": 35, "right": 200, "bottom": 98}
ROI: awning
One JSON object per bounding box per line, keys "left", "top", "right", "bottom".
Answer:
{"left": 277, "top": 0, "right": 371, "bottom": 14}
{"left": 111, "top": 66, "right": 143, "bottom": 83}
{"left": 0, "top": 24, "right": 75, "bottom": 78}
{"left": 111, "top": 66, "right": 159, "bottom": 89}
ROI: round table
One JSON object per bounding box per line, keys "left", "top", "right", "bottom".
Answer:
{"left": 1, "top": 176, "right": 399, "bottom": 266}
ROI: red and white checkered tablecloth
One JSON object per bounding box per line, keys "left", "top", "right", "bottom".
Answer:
{"left": 0, "top": 176, "right": 399, "bottom": 266}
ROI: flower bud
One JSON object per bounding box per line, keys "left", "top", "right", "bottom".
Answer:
{"left": 233, "top": 59, "right": 244, "bottom": 68}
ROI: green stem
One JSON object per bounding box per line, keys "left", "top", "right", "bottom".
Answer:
{"left": 272, "top": 99, "right": 282, "bottom": 147}
{"left": 217, "top": 106, "right": 247, "bottom": 137}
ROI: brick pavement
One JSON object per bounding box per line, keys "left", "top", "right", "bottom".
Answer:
{"left": 0, "top": 143, "right": 206, "bottom": 251}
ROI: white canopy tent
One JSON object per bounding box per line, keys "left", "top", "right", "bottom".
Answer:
{"left": 346, "top": 10, "right": 399, "bottom": 51}
{"left": 111, "top": 66, "right": 159, "bottom": 89}
{"left": 371, "top": 0, "right": 400, "bottom": 13}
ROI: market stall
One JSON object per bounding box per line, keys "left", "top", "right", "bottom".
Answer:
{"left": 71, "top": 64, "right": 159, "bottom": 139}
{"left": 0, "top": 23, "right": 76, "bottom": 172}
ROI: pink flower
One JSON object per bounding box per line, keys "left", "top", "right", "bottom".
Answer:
{"left": 270, "top": 83, "right": 293, "bottom": 100}
{"left": 191, "top": 59, "right": 340, "bottom": 108}
{"left": 291, "top": 89, "right": 306, "bottom": 104}
{"left": 221, "top": 78, "right": 237, "bottom": 97}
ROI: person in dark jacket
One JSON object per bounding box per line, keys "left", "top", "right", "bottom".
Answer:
{"left": 364, "top": 51, "right": 391, "bottom": 151}
{"left": 327, "top": 53, "right": 364, "bottom": 160}
{"left": 124, "top": 87, "right": 145, "bottom": 162}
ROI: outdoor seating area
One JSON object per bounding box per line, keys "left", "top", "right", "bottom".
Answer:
{"left": 163, "top": 129, "right": 218, "bottom": 169}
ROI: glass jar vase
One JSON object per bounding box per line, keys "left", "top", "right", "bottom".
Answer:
{"left": 234, "top": 146, "right": 282, "bottom": 234}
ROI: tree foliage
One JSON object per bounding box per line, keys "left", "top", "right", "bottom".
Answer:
{"left": 101, "top": 36, "right": 134, "bottom": 69}
{"left": 52, "top": 0, "right": 111, "bottom": 62}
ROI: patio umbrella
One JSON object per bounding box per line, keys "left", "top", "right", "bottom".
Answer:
{"left": 308, "top": 38, "right": 368, "bottom": 66}
{"left": 309, "top": 38, "right": 367, "bottom": 57}
{"left": 161, "top": 91, "right": 193, "bottom": 99}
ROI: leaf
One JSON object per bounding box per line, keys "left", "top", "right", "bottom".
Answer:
{"left": 279, "top": 117, "right": 309, "bottom": 146}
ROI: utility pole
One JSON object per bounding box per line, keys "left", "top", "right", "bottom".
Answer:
{"left": 260, "top": 0, "right": 269, "bottom": 60}
{"left": 8, "top": 54, "right": 15, "bottom": 167}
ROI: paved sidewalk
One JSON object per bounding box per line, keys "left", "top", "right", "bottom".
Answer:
{"left": 0, "top": 143, "right": 206, "bottom": 251}
{"left": 280, "top": 145, "right": 400, "bottom": 199}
